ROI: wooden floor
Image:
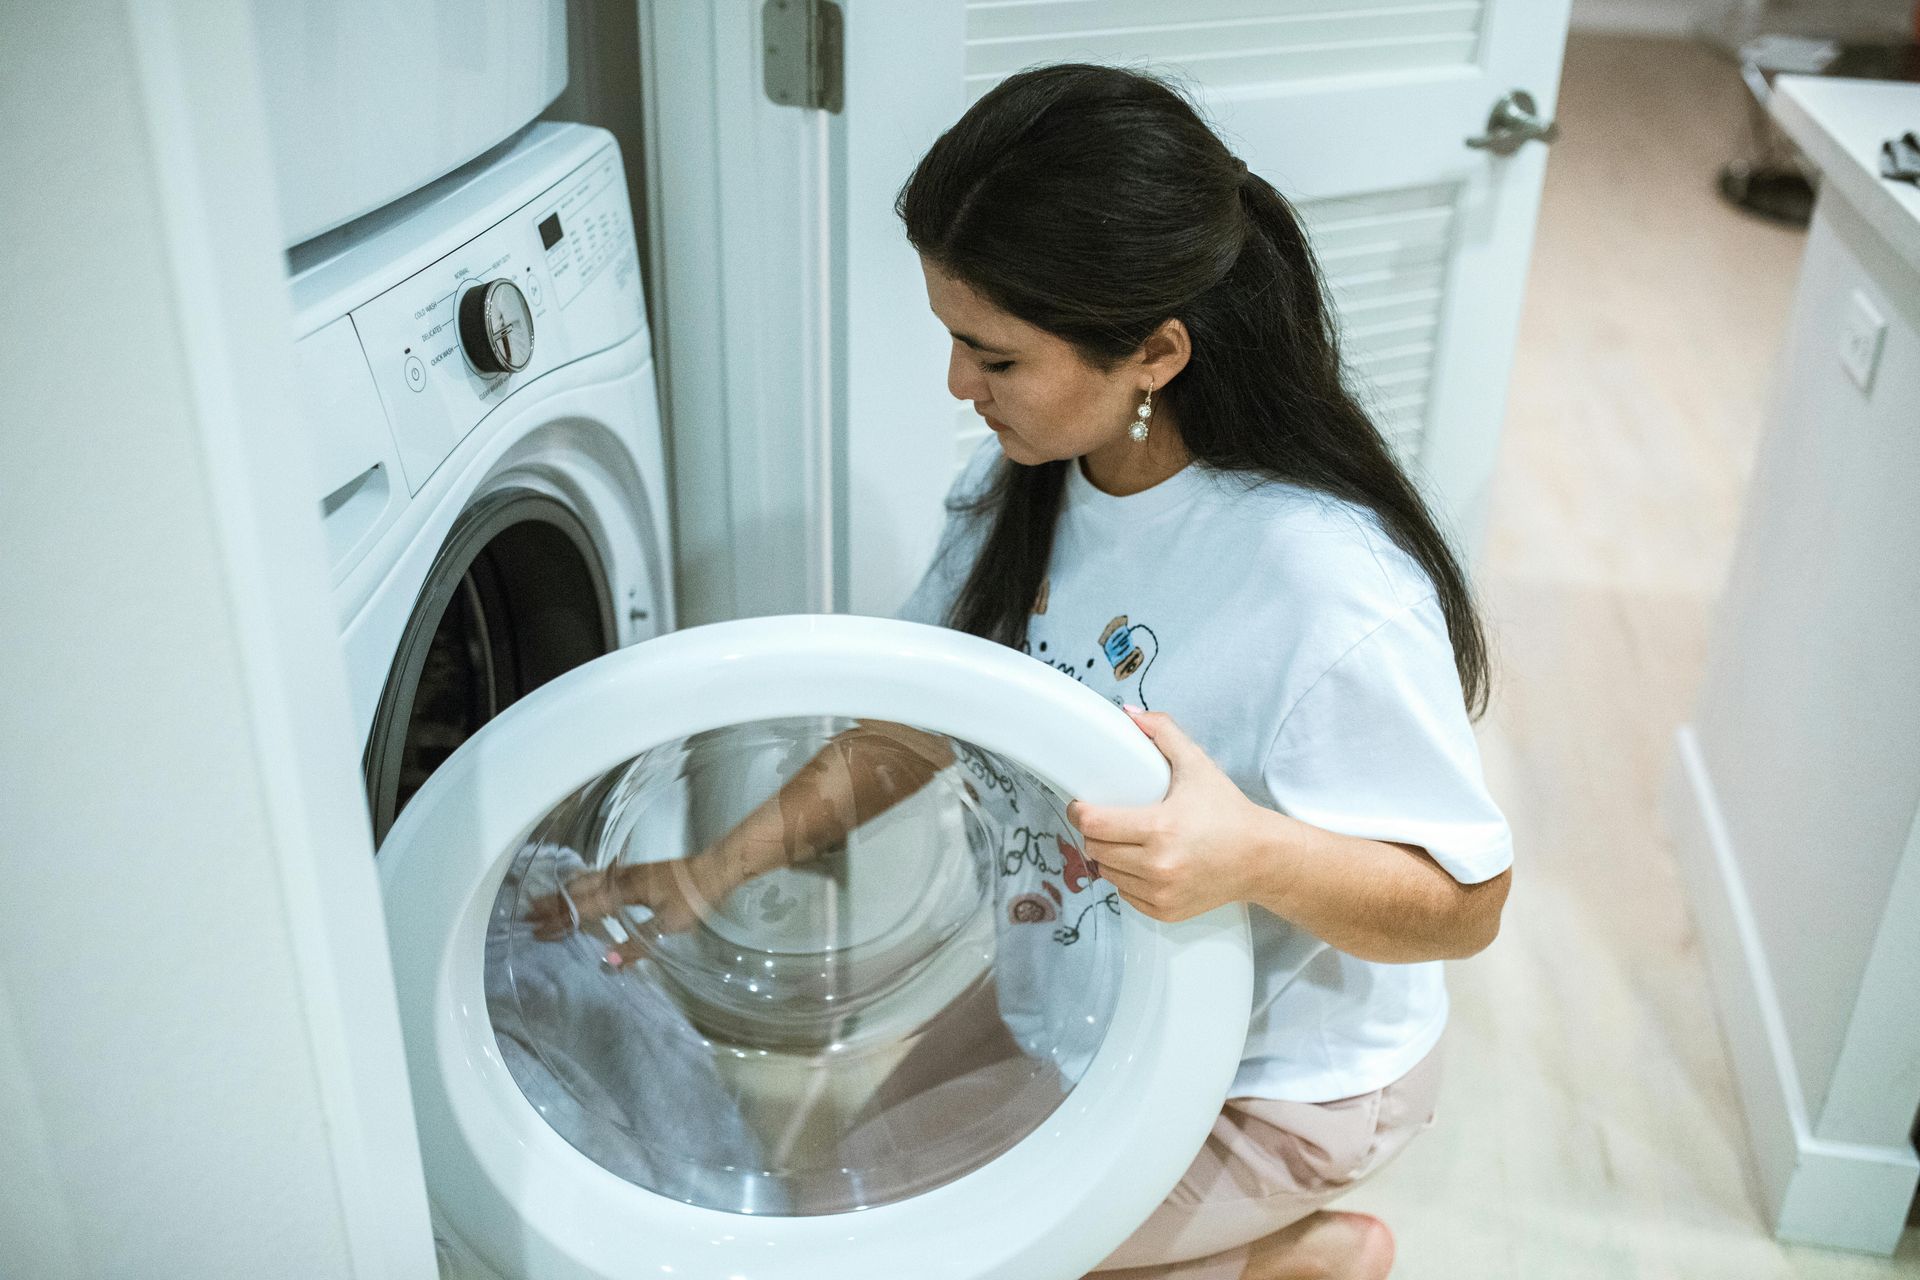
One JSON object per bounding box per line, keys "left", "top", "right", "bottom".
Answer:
{"left": 1337, "top": 33, "right": 1920, "bottom": 1278}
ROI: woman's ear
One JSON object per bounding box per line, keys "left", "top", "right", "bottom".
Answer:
{"left": 1139, "top": 316, "right": 1193, "bottom": 388}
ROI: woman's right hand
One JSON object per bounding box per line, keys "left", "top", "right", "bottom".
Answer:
{"left": 525, "top": 852, "right": 733, "bottom": 941}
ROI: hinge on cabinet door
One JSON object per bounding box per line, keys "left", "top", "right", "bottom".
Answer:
{"left": 762, "top": 0, "right": 844, "bottom": 113}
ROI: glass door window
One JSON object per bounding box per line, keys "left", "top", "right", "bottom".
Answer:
{"left": 484, "top": 714, "right": 1126, "bottom": 1215}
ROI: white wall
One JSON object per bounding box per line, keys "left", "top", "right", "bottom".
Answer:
{"left": 1700, "top": 191, "right": 1920, "bottom": 1146}
{"left": 1571, "top": 0, "right": 1728, "bottom": 36}
{"left": 1573, "top": 0, "right": 1916, "bottom": 40}
{"left": 0, "top": 3, "right": 433, "bottom": 1275}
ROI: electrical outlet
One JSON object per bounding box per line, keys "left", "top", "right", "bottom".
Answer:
{"left": 1839, "top": 289, "right": 1886, "bottom": 393}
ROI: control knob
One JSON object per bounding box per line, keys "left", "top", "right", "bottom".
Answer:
{"left": 457, "top": 279, "right": 534, "bottom": 375}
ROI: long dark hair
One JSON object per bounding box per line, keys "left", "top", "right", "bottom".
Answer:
{"left": 897, "top": 64, "right": 1490, "bottom": 719}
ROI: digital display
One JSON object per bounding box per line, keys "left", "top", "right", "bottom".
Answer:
{"left": 538, "top": 213, "right": 564, "bottom": 250}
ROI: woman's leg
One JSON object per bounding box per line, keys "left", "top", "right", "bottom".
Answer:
{"left": 1239, "top": 1212, "right": 1396, "bottom": 1280}
{"left": 1096, "top": 1211, "right": 1393, "bottom": 1280}
{"left": 828, "top": 973, "right": 1068, "bottom": 1210}
{"left": 1090, "top": 1043, "right": 1443, "bottom": 1279}
{"left": 856, "top": 972, "right": 1025, "bottom": 1120}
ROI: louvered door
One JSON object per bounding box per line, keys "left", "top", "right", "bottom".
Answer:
{"left": 963, "top": 1, "right": 1491, "bottom": 91}
{"left": 841, "top": 0, "right": 1570, "bottom": 617}
{"left": 1299, "top": 184, "right": 1458, "bottom": 472}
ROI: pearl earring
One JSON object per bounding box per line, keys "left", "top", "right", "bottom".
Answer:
{"left": 1129, "top": 382, "right": 1153, "bottom": 443}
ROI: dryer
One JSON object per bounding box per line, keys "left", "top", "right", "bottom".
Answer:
{"left": 255, "top": 0, "right": 569, "bottom": 246}
{"left": 287, "top": 122, "right": 670, "bottom": 844}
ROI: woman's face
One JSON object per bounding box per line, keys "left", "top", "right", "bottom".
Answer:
{"left": 918, "top": 257, "right": 1143, "bottom": 467}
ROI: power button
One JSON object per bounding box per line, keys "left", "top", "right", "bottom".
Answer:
{"left": 404, "top": 355, "right": 427, "bottom": 393}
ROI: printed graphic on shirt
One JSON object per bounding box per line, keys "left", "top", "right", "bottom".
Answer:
{"left": 1097, "top": 615, "right": 1158, "bottom": 709}
{"left": 969, "top": 577, "right": 1144, "bottom": 948}
{"left": 1006, "top": 890, "right": 1058, "bottom": 924}
{"left": 1052, "top": 892, "right": 1121, "bottom": 946}
{"left": 955, "top": 741, "right": 1021, "bottom": 815}
{"left": 1022, "top": 619, "right": 1160, "bottom": 710}
{"left": 997, "top": 823, "right": 1118, "bottom": 947}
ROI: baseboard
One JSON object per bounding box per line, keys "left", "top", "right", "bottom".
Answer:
{"left": 1665, "top": 726, "right": 1918, "bottom": 1255}
{"left": 1778, "top": 1135, "right": 1920, "bottom": 1255}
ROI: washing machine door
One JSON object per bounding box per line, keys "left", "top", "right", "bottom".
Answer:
{"left": 379, "top": 615, "right": 1252, "bottom": 1280}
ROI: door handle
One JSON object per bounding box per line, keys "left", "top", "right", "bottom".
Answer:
{"left": 1466, "top": 90, "right": 1560, "bottom": 156}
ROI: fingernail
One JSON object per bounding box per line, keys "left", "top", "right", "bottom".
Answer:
{"left": 1122, "top": 704, "right": 1144, "bottom": 715}
{"left": 604, "top": 948, "right": 625, "bottom": 968}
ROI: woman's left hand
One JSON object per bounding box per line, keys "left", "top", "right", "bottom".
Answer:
{"left": 1066, "top": 707, "right": 1281, "bottom": 922}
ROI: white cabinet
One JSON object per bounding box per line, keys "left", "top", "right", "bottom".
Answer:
{"left": 1667, "top": 77, "right": 1920, "bottom": 1256}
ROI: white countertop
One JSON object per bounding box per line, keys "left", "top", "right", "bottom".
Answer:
{"left": 1770, "top": 76, "right": 1920, "bottom": 271}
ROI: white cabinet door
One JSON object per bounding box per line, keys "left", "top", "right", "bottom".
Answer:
{"left": 838, "top": 0, "right": 1572, "bottom": 614}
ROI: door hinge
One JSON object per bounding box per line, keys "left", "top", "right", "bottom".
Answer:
{"left": 762, "top": 0, "right": 843, "bottom": 114}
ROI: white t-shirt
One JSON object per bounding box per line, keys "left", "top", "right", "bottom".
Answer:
{"left": 896, "top": 440, "right": 1513, "bottom": 1102}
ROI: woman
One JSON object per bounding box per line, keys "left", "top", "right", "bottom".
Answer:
{"left": 537, "top": 62, "right": 1512, "bottom": 1280}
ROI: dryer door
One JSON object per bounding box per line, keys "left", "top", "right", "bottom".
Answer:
{"left": 379, "top": 615, "right": 1252, "bottom": 1280}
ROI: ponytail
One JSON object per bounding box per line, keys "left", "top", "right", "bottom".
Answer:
{"left": 900, "top": 64, "right": 1491, "bottom": 717}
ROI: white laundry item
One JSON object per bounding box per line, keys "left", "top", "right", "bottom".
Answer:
{"left": 485, "top": 843, "right": 786, "bottom": 1213}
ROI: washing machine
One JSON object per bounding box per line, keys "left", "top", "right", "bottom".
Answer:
{"left": 286, "top": 120, "right": 1253, "bottom": 1280}
{"left": 379, "top": 613, "right": 1254, "bottom": 1279}
{"left": 286, "top": 121, "right": 670, "bottom": 844}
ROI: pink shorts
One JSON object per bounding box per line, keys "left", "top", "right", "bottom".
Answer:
{"left": 849, "top": 978, "right": 1443, "bottom": 1280}
{"left": 1091, "top": 1044, "right": 1444, "bottom": 1278}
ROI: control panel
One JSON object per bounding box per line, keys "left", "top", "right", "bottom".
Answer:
{"left": 350, "top": 145, "right": 644, "bottom": 494}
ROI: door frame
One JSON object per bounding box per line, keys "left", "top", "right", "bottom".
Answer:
{"left": 638, "top": 0, "right": 839, "bottom": 626}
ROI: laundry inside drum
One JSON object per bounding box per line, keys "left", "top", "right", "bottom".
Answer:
{"left": 485, "top": 714, "right": 1127, "bottom": 1215}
